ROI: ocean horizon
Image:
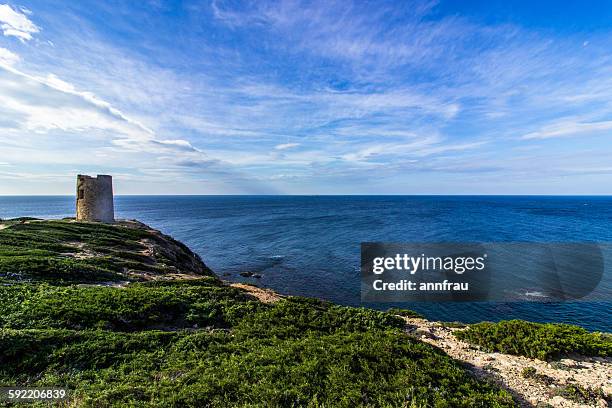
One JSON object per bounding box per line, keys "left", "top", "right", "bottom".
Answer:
{"left": 2, "top": 194, "right": 611, "bottom": 332}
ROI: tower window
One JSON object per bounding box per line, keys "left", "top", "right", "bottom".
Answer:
{"left": 78, "top": 189, "right": 84, "bottom": 200}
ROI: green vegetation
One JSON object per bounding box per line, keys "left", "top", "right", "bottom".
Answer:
{"left": 386, "top": 307, "right": 424, "bottom": 319}
{"left": 0, "top": 220, "right": 518, "bottom": 406}
{"left": 520, "top": 367, "right": 554, "bottom": 386}
{"left": 434, "top": 321, "right": 468, "bottom": 329}
{"left": 0, "top": 289, "right": 515, "bottom": 407}
{"left": 520, "top": 366, "right": 536, "bottom": 378}
{"left": 0, "top": 219, "right": 213, "bottom": 283}
{"left": 552, "top": 384, "right": 609, "bottom": 405}
{"left": 0, "top": 279, "right": 259, "bottom": 331}
{"left": 1, "top": 325, "right": 515, "bottom": 407}
{"left": 3, "top": 219, "right": 612, "bottom": 406}
{"left": 455, "top": 320, "right": 611, "bottom": 360}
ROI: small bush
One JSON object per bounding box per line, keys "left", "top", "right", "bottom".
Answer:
{"left": 521, "top": 366, "right": 537, "bottom": 378}
{"left": 386, "top": 307, "right": 424, "bottom": 318}
{"left": 521, "top": 366, "right": 555, "bottom": 385}
{"left": 455, "top": 320, "right": 611, "bottom": 360}
{"left": 553, "top": 384, "right": 607, "bottom": 405}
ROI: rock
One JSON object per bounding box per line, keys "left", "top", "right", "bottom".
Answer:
{"left": 240, "top": 271, "right": 254, "bottom": 277}
{"left": 415, "top": 329, "right": 438, "bottom": 340}
{"left": 252, "top": 274, "right": 262, "bottom": 278}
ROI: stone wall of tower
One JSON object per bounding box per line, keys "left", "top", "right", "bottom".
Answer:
{"left": 76, "top": 175, "right": 115, "bottom": 223}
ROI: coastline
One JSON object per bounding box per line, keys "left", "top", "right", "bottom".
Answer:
{"left": 0, "top": 218, "right": 610, "bottom": 407}
{"left": 2, "top": 195, "right": 610, "bottom": 332}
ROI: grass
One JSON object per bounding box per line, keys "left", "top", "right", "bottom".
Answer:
{"left": 455, "top": 320, "right": 611, "bottom": 360}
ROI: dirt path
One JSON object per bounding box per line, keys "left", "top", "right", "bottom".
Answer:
{"left": 403, "top": 317, "right": 611, "bottom": 407}
{"left": 229, "top": 282, "right": 284, "bottom": 303}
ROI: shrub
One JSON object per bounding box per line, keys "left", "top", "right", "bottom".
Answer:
{"left": 520, "top": 366, "right": 554, "bottom": 385}
{"left": 0, "top": 283, "right": 517, "bottom": 407}
{"left": 233, "top": 297, "right": 406, "bottom": 339}
{"left": 386, "top": 307, "right": 424, "bottom": 318}
{"left": 521, "top": 366, "right": 537, "bottom": 378}
{"left": 552, "top": 384, "right": 607, "bottom": 405}
{"left": 455, "top": 320, "right": 611, "bottom": 360}
{"left": 0, "top": 282, "right": 260, "bottom": 331}
{"left": 0, "top": 328, "right": 516, "bottom": 407}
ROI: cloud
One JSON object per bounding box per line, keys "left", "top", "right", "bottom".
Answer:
{"left": 274, "top": 143, "right": 300, "bottom": 150}
{"left": 0, "top": 62, "right": 222, "bottom": 175}
{"left": 151, "top": 139, "right": 200, "bottom": 152}
{"left": 210, "top": 0, "right": 478, "bottom": 78}
{"left": 0, "top": 46, "right": 19, "bottom": 65}
{"left": 0, "top": 64, "right": 151, "bottom": 139}
{"left": 172, "top": 115, "right": 267, "bottom": 138}
{"left": 319, "top": 89, "right": 460, "bottom": 120}
{"left": 521, "top": 120, "right": 612, "bottom": 140}
{"left": 0, "top": 59, "right": 274, "bottom": 193}
{"left": 40, "top": 73, "right": 155, "bottom": 135}
{"left": 339, "top": 135, "right": 486, "bottom": 164}
{"left": 0, "top": 4, "right": 39, "bottom": 41}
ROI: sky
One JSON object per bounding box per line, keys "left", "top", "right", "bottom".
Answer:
{"left": 0, "top": 0, "right": 612, "bottom": 195}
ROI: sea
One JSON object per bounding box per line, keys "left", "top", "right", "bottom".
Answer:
{"left": 1, "top": 195, "right": 610, "bottom": 332}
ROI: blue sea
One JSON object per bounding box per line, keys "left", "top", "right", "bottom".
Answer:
{"left": 1, "top": 195, "right": 610, "bottom": 332}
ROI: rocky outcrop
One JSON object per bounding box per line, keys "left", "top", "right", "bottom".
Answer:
{"left": 0, "top": 218, "right": 215, "bottom": 283}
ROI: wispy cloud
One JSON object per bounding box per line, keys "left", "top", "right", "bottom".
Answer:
{"left": 211, "top": 0, "right": 445, "bottom": 70}
{"left": 0, "top": 58, "right": 219, "bottom": 173}
{"left": 275, "top": 143, "right": 300, "bottom": 150}
{"left": 1, "top": 64, "right": 149, "bottom": 139}
{"left": 0, "top": 46, "right": 17, "bottom": 65}
{"left": 0, "top": 4, "right": 39, "bottom": 41}
{"left": 521, "top": 119, "right": 612, "bottom": 140}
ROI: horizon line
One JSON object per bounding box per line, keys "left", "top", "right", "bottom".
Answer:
{"left": 1, "top": 194, "right": 612, "bottom": 197}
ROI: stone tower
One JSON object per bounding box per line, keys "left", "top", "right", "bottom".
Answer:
{"left": 76, "top": 174, "right": 115, "bottom": 223}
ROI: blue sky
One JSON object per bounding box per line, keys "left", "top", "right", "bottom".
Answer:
{"left": 0, "top": 0, "right": 611, "bottom": 194}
